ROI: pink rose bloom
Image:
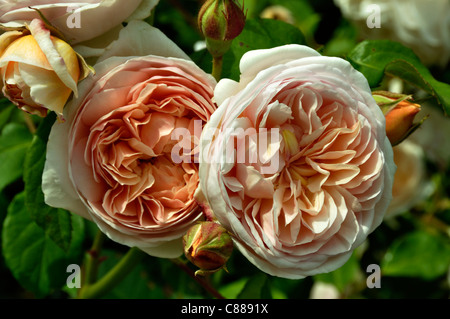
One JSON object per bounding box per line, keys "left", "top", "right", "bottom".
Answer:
{"left": 42, "top": 22, "right": 217, "bottom": 257}
{"left": 0, "top": 0, "right": 158, "bottom": 44}
{"left": 199, "top": 45, "right": 395, "bottom": 279}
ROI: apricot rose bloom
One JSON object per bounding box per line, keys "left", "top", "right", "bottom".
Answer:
{"left": 0, "top": 19, "right": 80, "bottom": 117}
{"left": 42, "top": 24, "right": 216, "bottom": 257}
{"left": 198, "top": 45, "right": 396, "bottom": 279}
{"left": 0, "top": 0, "right": 158, "bottom": 44}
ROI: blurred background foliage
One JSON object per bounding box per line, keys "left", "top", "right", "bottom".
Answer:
{"left": 1, "top": 0, "right": 449, "bottom": 299}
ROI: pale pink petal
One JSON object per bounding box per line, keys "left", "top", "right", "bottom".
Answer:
{"left": 43, "top": 51, "right": 216, "bottom": 258}
{"left": 200, "top": 44, "right": 395, "bottom": 279}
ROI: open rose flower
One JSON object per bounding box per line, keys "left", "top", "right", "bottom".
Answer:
{"left": 42, "top": 23, "right": 217, "bottom": 257}
{"left": 0, "top": 18, "right": 82, "bottom": 117}
{"left": 0, "top": 0, "right": 159, "bottom": 44}
{"left": 198, "top": 45, "right": 396, "bottom": 279}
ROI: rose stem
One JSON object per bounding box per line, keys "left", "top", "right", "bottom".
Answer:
{"left": 78, "top": 247, "right": 145, "bottom": 299}
{"left": 212, "top": 56, "right": 223, "bottom": 82}
{"left": 171, "top": 258, "right": 226, "bottom": 299}
{"left": 81, "top": 230, "right": 106, "bottom": 287}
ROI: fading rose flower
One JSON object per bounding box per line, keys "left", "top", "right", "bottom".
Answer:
{"left": 42, "top": 23, "right": 217, "bottom": 258}
{"left": 386, "top": 140, "right": 433, "bottom": 218}
{"left": 334, "top": 0, "right": 450, "bottom": 67}
{"left": 199, "top": 45, "right": 395, "bottom": 279}
{"left": 0, "top": 0, "right": 159, "bottom": 44}
{"left": 260, "top": 5, "right": 295, "bottom": 25}
{"left": 0, "top": 19, "right": 81, "bottom": 117}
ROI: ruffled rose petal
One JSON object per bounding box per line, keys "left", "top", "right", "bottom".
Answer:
{"left": 42, "top": 26, "right": 216, "bottom": 258}
{"left": 199, "top": 44, "right": 395, "bottom": 279}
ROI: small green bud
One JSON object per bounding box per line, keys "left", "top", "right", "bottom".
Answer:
{"left": 183, "top": 221, "right": 234, "bottom": 275}
{"left": 198, "top": 0, "right": 246, "bottom": 57}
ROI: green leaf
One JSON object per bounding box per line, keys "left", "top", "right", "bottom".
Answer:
{"left": 0, "top": 191, "right": 8, "bottom": 267}
{"left": 0, "top": 101, "right": 15, "bottom": 131}
{"left": 381, "top": 230, "right": 450, "bottom": 280}
{"left": 0, "top": 123, "right": 33, "bottom": 191}
{"left": 218, "top": 277, "right": 248, "bottom": 299}
{"left": 322, "top": 20, "right": 358, "bottom": 58}
{"left": 192, "top": 18, "right": 306, "bottom": 81}
{"left": 270, "top": 0, "right": 320, "bottom": 43}
{"left": 347, "top": 40, "right": 450, "bottom": 114}
{"left": 23, "top": 113, "right": 79, "bottom": 252}
{"left": 1, "top": 192, "right": 84, "bottom": 297}
{"left": 237, "top": 272, "right": 272, "bottom": 299}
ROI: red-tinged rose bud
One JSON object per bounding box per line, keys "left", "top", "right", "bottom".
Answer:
{"left": 372, "top": 91, "right": 424, "bottom": 146}
{"left": 198, "top": 0, "right": 246, "bottom": 57}
{"left": 183, "top": 221, "right": 233, "bottom": 275}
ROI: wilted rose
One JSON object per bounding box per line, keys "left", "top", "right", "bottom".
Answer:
{"left": 0, "top": 0, "right": 159, "bottom": 44}
{"left": 42, "top": 23, "right": 217, "bottom": 257}
{"left": 199, "top": 45, "right": 396, "bottom": 279}
{"left": 386, "top": 140, "right": 433, "bottom": 217}
{"left": 0, "top": 19, "right": 81, "bottom": 118}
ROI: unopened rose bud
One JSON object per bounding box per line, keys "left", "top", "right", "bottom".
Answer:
{"left": 373, "top": 91, "right": 424, "bottom": 146}
{"left": 0, "top": 18, "right": 90, "bottom": 119}
{"left": 183, "top": 221, "right": 233, "bottom": 275}
{"left": 198, "top": 0, "right": 246, "bottom": 57}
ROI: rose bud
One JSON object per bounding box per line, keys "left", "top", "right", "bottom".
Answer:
{"left": 373, "top": 91, "right": 424, "bottom": 146}
{"left": 0, "top": 19, "right": 86, "bottom": 119}
{"left": 183, "top": 221, "right": 233, "bottom": 275}
{"left": 198, "top": 0, "right": 246, "bottom": 57}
